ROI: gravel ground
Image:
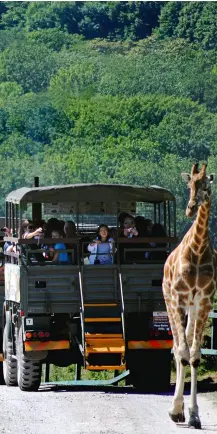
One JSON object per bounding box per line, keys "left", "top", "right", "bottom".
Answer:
{"left": 0, "top": 385, "right": 217, "bottom": 434}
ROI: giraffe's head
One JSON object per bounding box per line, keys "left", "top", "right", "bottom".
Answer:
{"left": 181, "top": 163, "right": 214, "bottom": 218}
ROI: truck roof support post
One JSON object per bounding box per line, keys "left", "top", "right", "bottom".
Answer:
{"left": 32, "top": 176, "right": 42, "bottom": 223}
{"left": 5, "top": 201, "right": 8, "bottom": 229}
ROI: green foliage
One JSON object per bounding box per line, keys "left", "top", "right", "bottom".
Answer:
{"left": 1, "top": 1, "right": 162, "bottom": 41}
{"left": 0, "top": 40, "right": 58, "bottom": 92}
{"left": 49, "top": 59, "right": 100, "bottom": 104}
{"left": 48, "top": 364, "right": 114, "bottom": 382}
{"left": 0, "top": 81, "right": 23, "bottom": 104}
{"left": 0, "top": 108, "right": 6, "bottom": 143}
{"left": 27, "top": 28, "right": 84, "bottom": 52}
{"left": 5, "top": 92, "right": 71, "bottom": 145}
{"left": 175, "top": 2, "right": 206, "bottom": 43}
{"left": 78, "top": 1, "right": 162, "bottom": 40}
{"left": 0, "top": 0, "right": 216, "bottom": 382}
{"left": 156, "top": 2, "right": 182, "bottom": 38}
{"left": 149, "top": 101, "right": 217, "bottom": 160}
{"left": 0, "top": 133, "right": 43, "bottom": 157}
{"left": 0, "top": 2, "right": 28, "bottom": 30}
{"left": 0, "top": 28, "right": 22, "bottom": 52}
{"left": 0, "top": 2, "right": 7, "bottom": 29}
{"left": 0, "top": 1, "right": 216, "bottom": 239}
{"left": 48, "top": 38, "right": 217, "bottom": 113}
{"left": 25, "top": 1, "right": 81, "bottom": 34}
{"left": 194, "top": 3, "right": 217, "bottom": 49}
{"left": 158, "top": 2, "right": 217, "bottom": 50}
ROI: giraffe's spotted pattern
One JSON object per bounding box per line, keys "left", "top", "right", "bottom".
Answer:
{"left": 162, "top": 163, "right": 216, "bottom": 428}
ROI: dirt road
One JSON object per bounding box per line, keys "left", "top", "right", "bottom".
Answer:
{"left": 0, "top": 385, "right": 217, "bottom": 434}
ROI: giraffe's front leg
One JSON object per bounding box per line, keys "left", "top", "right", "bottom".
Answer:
{"left": 175, "top": 305, "right": 190, "bottom": 365}
{"left": 187, "top": 310, "right": 210, "bottom": 430}
{"left": 186, "top": 305, "right": 200, "bottom": 367}
{"left": 189, "top": 305, "right": 211, "bottom": 367}
{"left": 167, "top": 307, "right": 187, "bottom": 423}
{"left": 168, "top": 302, "right": 189, "bottom": 423}
{"left": 169, "top": 358, "right": 186, "bottom": 423}
{"left": 188, "top": 365, "right": 201, "bottom": 429}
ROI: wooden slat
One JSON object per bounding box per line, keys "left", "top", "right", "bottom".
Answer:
{"left": 86, "top": 365, "right": 126, "bottom": 371}
{"left": 85, "top": 318, "right": 121, "bottom": 323}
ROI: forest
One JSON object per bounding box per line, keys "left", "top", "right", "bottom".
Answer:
{"left": 0, "top": 1, "right": 217, "bottom": 239}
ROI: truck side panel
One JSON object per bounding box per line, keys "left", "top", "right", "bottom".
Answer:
{"left": 121, "top": 264, "right": 166, "bottom": 312}
{"left": 5, "top": 263, "right": 20, "bottom": 303}
{"left": 5, "top": 264, "right": 80, "bottom": 315}
{"left": 25, "top": 265, "right": 80, "bottom": 314}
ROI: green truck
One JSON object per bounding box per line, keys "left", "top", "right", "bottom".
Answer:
{"left": 2, "top": 183, "right": 178, "bottom": 391}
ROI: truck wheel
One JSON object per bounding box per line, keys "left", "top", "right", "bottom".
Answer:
{"left": 17, "top": 327, "right": 42, "bottom": 391}
{"left": 0, "top": 362, "right": 4, "bottom": 385}
{"left": 3, "top": 326, "right": 17, "bottom": 386}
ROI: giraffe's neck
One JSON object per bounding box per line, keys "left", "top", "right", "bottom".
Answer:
{"left": 189, "top": 200, "right": 210, "bottom": 254}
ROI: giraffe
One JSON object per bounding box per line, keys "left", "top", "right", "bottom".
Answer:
{"left": 162, "top": 162, "right": 216, "bottom": 429}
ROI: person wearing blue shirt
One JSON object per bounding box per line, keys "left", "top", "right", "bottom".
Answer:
{"left": 51, "top": 230, "right": 69, "bottom": 264}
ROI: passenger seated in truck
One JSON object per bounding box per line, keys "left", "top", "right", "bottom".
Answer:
{"left": 88, "top": 224, "right": 114, "bottom": 265}
{"left": 118, "top": 212, "right": 131, "bottom": 224}
{"left": 142, "top": 219, "right": 155, "bottom": 259}
{"left": 109, "top": 226, "right": 117, "bottom": 241}
{"left": 22, "top": 222, "right": 45, "bottom": 263}
{"left": 150, "top": 223, "right": 168, "bottom": 260}
{"left": 50, "top": 229, "right": 70, "bottom": 264}
{"left": 64, "top": 220, "right": 77, "bottom": 237}
{"left": 59, "top": 219, "right": 65, "bottom": 233}
{"left": 122, "top": 216, "right": 138, "bottom": 238}
{"left": 64, "top": 220, "right": 78, "bottom": 264}
{"left": 35, "top": 219, "right": 47, "bottom": 239}
{"left": 41, "top": 218, "right": 60, "bottom": 260}
{"left": 19, "top": 220, "right": 30, "bottom": 238}
{"left": 44, "top": 218, "right": 60, "bottom": 238}
{"left": 134, "top": 216, "right": 147, "bottom": 237}
{"left": 118, "top": 212, "right": 131, "bottom": 235}
{"left": 2, "top": 227, "right": 12, "bottom": 251}
{"left": 128, "top": 216, "right": 148, "bottom": 261}
{"left": 2, "top": 227, "right": 17, "bottom": 259}
{"left": 119, "top": 216, "right": 138, "bottom": 262}
{"left": 22, "top": 222, "right": 43, "bottom": 240}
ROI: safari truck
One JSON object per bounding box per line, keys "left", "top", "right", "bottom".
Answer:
{"left": 0, "top": 232, "right": 5, "bottom": 383}
{"left": 2, "top": 183, "right": 178, "bottom": 391}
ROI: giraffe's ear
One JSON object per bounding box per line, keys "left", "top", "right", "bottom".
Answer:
{"left": 208, "top": 174, "right": 214, "bottom": 183}
{"left": 181, "top": 173, "right": 191, "bottom": 183}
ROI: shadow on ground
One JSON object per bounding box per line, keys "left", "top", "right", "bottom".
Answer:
{"left": 39, "top": 376, "right": 217, "bottom": 395}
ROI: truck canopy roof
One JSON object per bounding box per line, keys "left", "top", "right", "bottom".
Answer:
{"left": 5, "top": 183, "right": 175, "bottom": 204}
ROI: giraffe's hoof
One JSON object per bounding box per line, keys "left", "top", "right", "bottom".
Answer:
{"left": 191, "top": 359, "right": 200, "bottom": 368}
{"left": 188, "top": 417, "right": 201, "bottom": 429}
{"left": 181, "top": 358, "right": 189, "bottom": 366}
{"left": 169, "top": 412, "right": 185, "bottom": 423}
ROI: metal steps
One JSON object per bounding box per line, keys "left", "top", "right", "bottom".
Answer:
{"left": 83, "top": 303, "right": 125, "bottom": 370}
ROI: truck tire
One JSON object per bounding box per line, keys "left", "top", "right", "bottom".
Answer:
{"left": 0, "top": 362, "right": 4, "bottom": 385}
{"left": 16, "top": 327, "right": 42, "bottom": 392}
{"left": 127, "top": 349, "right": 171, "bottom": 392}
{"left": 3, "top": 326, "right": 17, "bottom": 386}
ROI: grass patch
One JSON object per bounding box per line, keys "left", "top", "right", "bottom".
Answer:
{"left": 43, "top": 364, "right": 122, "bottom": 383}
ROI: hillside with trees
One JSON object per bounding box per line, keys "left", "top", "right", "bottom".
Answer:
{"left": 0, "top": 1, "right": 217, "bottom": 238}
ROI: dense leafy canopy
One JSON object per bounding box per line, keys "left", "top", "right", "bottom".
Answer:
{"left": 0, "top": 1, "right": 217, "bottom": 240}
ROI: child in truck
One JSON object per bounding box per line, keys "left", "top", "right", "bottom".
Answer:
{"left": 88, "top": 224, "right": 114, "bottom": 265}
{"left": 50, "top": 229, "right": 70, "bottom": 264}
{"left": 122, "top": 215, "right": 138, "bottom": 238}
